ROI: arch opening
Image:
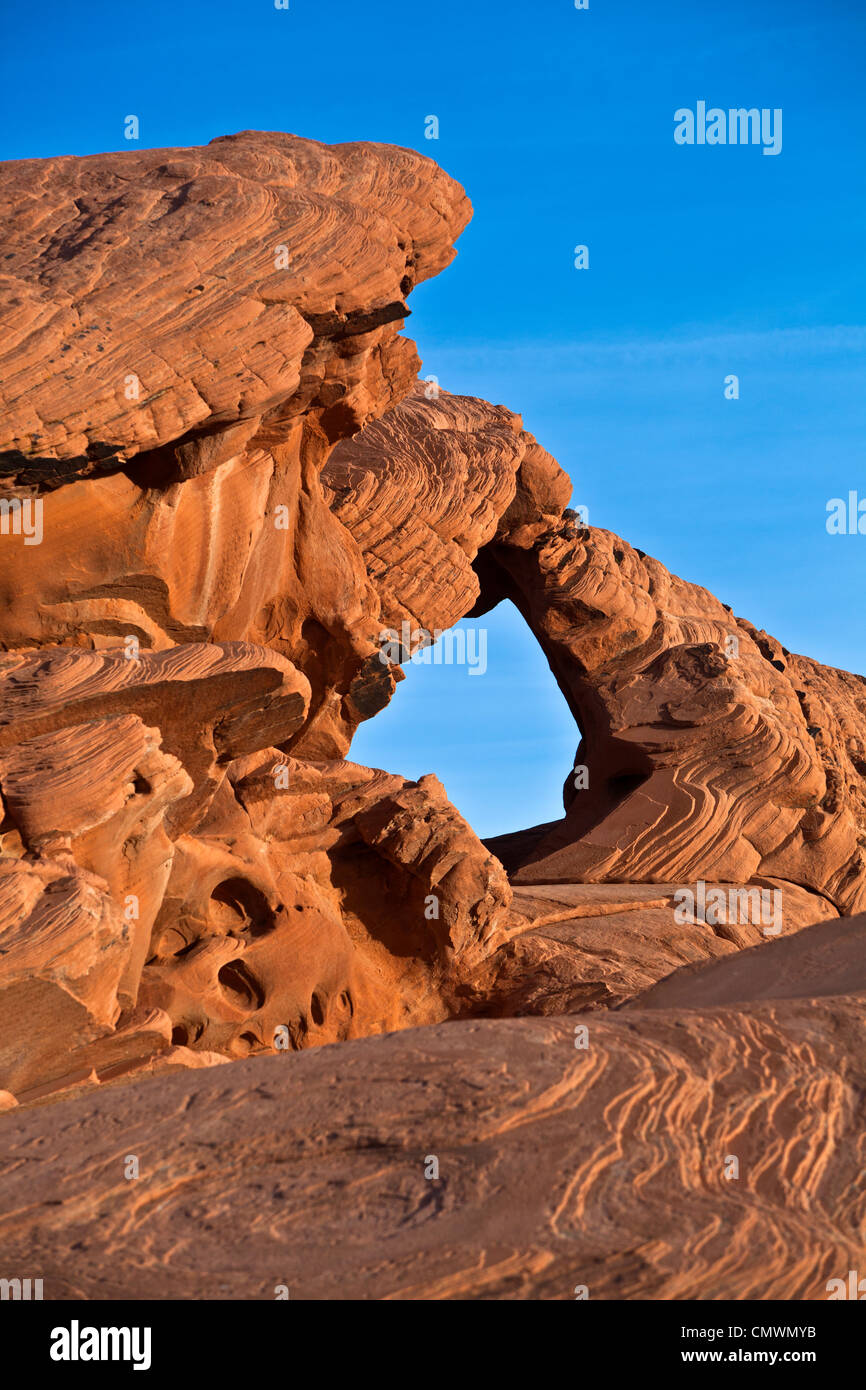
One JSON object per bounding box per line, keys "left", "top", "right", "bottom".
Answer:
{"left": 348, "top": 597, "right": 578, "bottom": 846}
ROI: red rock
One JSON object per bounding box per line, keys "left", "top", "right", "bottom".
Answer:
{"left": 0, "top": 131, "right": 469, "bottom": 470}
{"left": 136, "top": 755, "right": 512, "bottom": 1061}
{"left": 0, "top": 132, "right": 471, "bottom": 763}
{"left": 331, "top": 387, "right": 866, "bottom": 916}
{"left": 1, "top": 133, "right": 864, "bottom": 1305}
{"left": 1, "top": 919, "right": 864, "bottom": 1299}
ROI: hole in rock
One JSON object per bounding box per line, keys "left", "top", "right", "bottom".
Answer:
{"left": 217, "top": 960, "right": 264, "bottom": 1011}
{"left": 209, "top": 877, "right": 275, "bottom": 937}
{"left": 171, "top": 1020, "right": 203, "bottom": 1045}
{"left": 153, "top": 926, "right": 190, "bottom": 959}
{"left": 348, "top": 600, "right": 577, "bottom": 840}
{"left": 173, "top": 937, "right": 201, "bottom": 960}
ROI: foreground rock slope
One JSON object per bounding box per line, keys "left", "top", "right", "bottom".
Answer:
{"left": 2, "top": 917, "right": 864, "bottom": 1300}
{"left": 0, "top": 132, "right": 864, "bottom": 1302}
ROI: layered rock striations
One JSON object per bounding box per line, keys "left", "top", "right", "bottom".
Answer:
{"left": 0, "top": 130, "right": 469, "bottom": 471}
{"left": 3, "top": 917, "right": 866, "bottom": 1299}
{"left": 0, "top": 130, "right": 471, "bottom": 761}
{"left": 0, "top": 133, "right": 513, "bottom": 1101}
{"left": 326, "top": 385, "right": 866, "bottom": 911}
{"left": 1, "top": 132, "right": 864, "bottom": 1302}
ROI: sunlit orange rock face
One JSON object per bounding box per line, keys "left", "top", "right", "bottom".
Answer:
{"left": 0, "top": 130, "right": 472, "bottom": 759}
{"left": 328, "top": 385, "right": 866, "bottom": 912}
{"left": 1, "top": 133, "right": 865, "bottom": 1302}
{"left": 0, "top": 135, "right": 508, "bottom": 1100}
{"left": 0, "top": 132, "right": 513, "bottom": 1102}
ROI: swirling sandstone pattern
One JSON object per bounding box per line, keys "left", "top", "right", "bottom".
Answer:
{"left": 0, "top": 133, "right": 513, "bottom": 1101}
{"left": 329, "top": 388, "right": 866, "bottom": 913}
{"left": 0, "top": 131, "right": 471, "bottom": 759}
{"left": 1, "top": 133, "right": 865, "bottom": 1303}
{"left": 0, "top": 131, "right": 468, "bottom": 470}
{"left": 1, "top": 917, "right": 864, "bottom": 1300}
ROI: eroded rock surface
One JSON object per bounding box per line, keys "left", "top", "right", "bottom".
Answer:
{"left": 0, "top": 130, "right": 468, "bottom": 472}
{"left": 0, "top": 131, "right": 471, "bottom": 761}
{"left": 2, "top": 918, "right": 864, "bottom": 1300}
{"left": 329, "top": 387, "right": 866, "bottom": 915}
{"left": 1, "top": 132, "right": 864, "bottom": 1303}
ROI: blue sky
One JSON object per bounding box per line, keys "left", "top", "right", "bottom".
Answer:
{"left": 2, "top": 0, "right": 864, "bottom": 837}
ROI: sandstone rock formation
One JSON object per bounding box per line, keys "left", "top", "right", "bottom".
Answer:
{"left": 328, "top": 386, "right": 866, "bottom": 915}
{"left": 0, "top": 131, "right": 469, "bottom": 473}
{"left": 2, "top": 916, "right": 865, "bottom": 1300}
{"left": 0, "top": 130, "right": 471, "bottom": 760}
{"left": 1, "top": 131, "right": 864, "bottom": 1303}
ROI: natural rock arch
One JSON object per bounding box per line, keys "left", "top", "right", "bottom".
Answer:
{"left": 330, "top": 385, "right": 866, "bottom": 914}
